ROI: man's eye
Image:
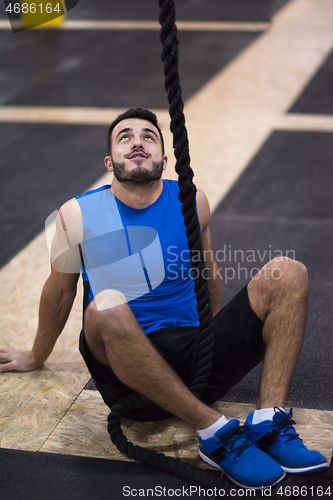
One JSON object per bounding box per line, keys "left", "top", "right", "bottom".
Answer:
{"left": 144, "top": 135, "right": 153, "bottom": 140}
{"left": 120, "top": 135, "right": 129, "bottom": 141}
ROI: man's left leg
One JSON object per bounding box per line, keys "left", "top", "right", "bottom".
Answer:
{"left": 245, "top": 257, "right": 328, "bottom": 473}
{"left": 248, "top": 257, "right": 308, "bottom": 409}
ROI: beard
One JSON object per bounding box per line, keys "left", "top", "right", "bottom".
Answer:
{"left": 112, "top": 158, "right": 164, "bottom": 185}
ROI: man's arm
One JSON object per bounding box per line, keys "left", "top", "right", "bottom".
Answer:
{"left": 0, "top": 199, "right": 82, "bottom": 372}
{"left": 0, "top": 270, "right": 79, "bottom": 372}
{"left": 196, "top": 188, "right": 221, "bottom": 316}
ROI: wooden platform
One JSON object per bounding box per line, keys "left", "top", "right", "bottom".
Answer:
{"left": 40, "top": 393, "right": 333, "bottom": 467}
{"left": 0, "top": 0, "right": 332, "bottom": 470}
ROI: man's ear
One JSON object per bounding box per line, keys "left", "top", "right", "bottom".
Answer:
{"left": 162, "top": 155, "right": 168, "bottom": 171}
{"left": 104, "top": 156, "right": 113, "bottom": 172}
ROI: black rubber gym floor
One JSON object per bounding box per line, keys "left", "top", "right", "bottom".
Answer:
{"left": 0, "top": 447, "right": 332, "bottom": 500}
{"left": 0, "top": 123, "right": 107, "bottom": 267}
{"left": 0, "top": 30, "right": 260, "bottom": 107}
{"left": 289, "top": 49, "right": 333, "bottom": 115}
{"left": 0, "top": 0, "right": 291, "bottom": 21}
{"left": 0, "top": 449, "right": 205, "bottom": 500}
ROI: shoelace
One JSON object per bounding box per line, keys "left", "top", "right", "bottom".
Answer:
{"left": 270, "top": 407, "right": 300, "bottom": 442}
{"left": 219, "top": 426, "right": 254, "bottom": 459}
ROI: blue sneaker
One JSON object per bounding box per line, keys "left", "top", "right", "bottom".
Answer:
{"left": 199, "top": 419, "right": 285, "bottom": 489}
{"left": 244, "top": 408, "right": 328, "bottom": 474}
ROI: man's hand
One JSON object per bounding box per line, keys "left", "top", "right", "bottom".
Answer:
{"left": 0, "top": 348, "right": 43, "bottom": 372}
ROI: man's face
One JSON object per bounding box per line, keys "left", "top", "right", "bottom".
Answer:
{"left": 106, "top": 118, "right": 167, "bottom": 185}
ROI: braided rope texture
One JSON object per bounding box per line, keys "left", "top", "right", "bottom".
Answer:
{"left": 158, "top": 0, "right": 214, "bottom": 398}
{"left": 106, "top": 0, "right": 333, "bottom": 493}
{"left": 106, "top": 0, "right": 218, "bottom": 488}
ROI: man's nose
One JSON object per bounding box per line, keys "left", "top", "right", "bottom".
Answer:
{"left": 132, "top": 136, "right": 143, "bottom": 148}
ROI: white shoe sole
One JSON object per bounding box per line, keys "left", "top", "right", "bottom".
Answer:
{"left": 282, "top": 461, "right": 329, "bottom": 474}
{"left": 199, "top": 449, "right": 286, "bottom": 490}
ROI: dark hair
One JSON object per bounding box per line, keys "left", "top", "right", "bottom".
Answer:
{"left": 107, "top": 108, "right": 165, "bottom": 156}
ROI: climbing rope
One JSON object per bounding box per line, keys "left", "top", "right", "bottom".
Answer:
{"left": 107, "top": 0, "right": 218, "bottom": 489}
{"left": 158, "top": 0, "right": 214, "bottom": 399}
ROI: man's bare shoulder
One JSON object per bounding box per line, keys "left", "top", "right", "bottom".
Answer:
{"left": 58, "top": 198, "right": 83, "bottom": 245}
{"left": 48, "top": 198, "right": 83, "bottom": 274}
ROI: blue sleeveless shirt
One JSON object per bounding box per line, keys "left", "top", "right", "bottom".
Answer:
{"left": 76, "top": 179, "right": 199, "bottom": 333}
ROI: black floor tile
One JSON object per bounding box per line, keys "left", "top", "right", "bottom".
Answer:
{"left": 289, "top": 49, "right": 333, "bottom": 115}
{"left": 65, "top": 0, "right": 290, "bottom": 22}
{"left": 0, "top": 0, "right": 291, "bottom": 22}
{"left": 215, "top": 131, "right": 333, "bottom": 219}
{"left": 1, "top": 447, "right": 331, "bottom": 500}
{"left": 0, "top": 122, "right": 107, "bottom": 268}
{"left": 0, "top": 29, "right": 260, "bottom": 107}
{"left": 210, "top": 218, "right": 332, "bottom": 292}
{"left": 0, "top": 448, "right": 205, "bottom": 500}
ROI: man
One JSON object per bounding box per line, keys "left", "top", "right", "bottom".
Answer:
{"left": 0, "top": 108, "right": 328, "bottom": 489}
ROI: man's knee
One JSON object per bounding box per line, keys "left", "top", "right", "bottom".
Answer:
{"left": 93, "top": 289, "right": 128, "bottom": 312}
{"left": 85, "top": 289, "right": 129, "bottom": 328}
{"left": 248, "top": 257, "right": 308, "bottom": 321}
{"left": 265, "top": 257, "right": 309, "bottom": 296}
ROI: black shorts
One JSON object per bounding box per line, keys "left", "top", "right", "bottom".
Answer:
{"left": 79, "top": 284, "right": 265, "bottom": 420}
